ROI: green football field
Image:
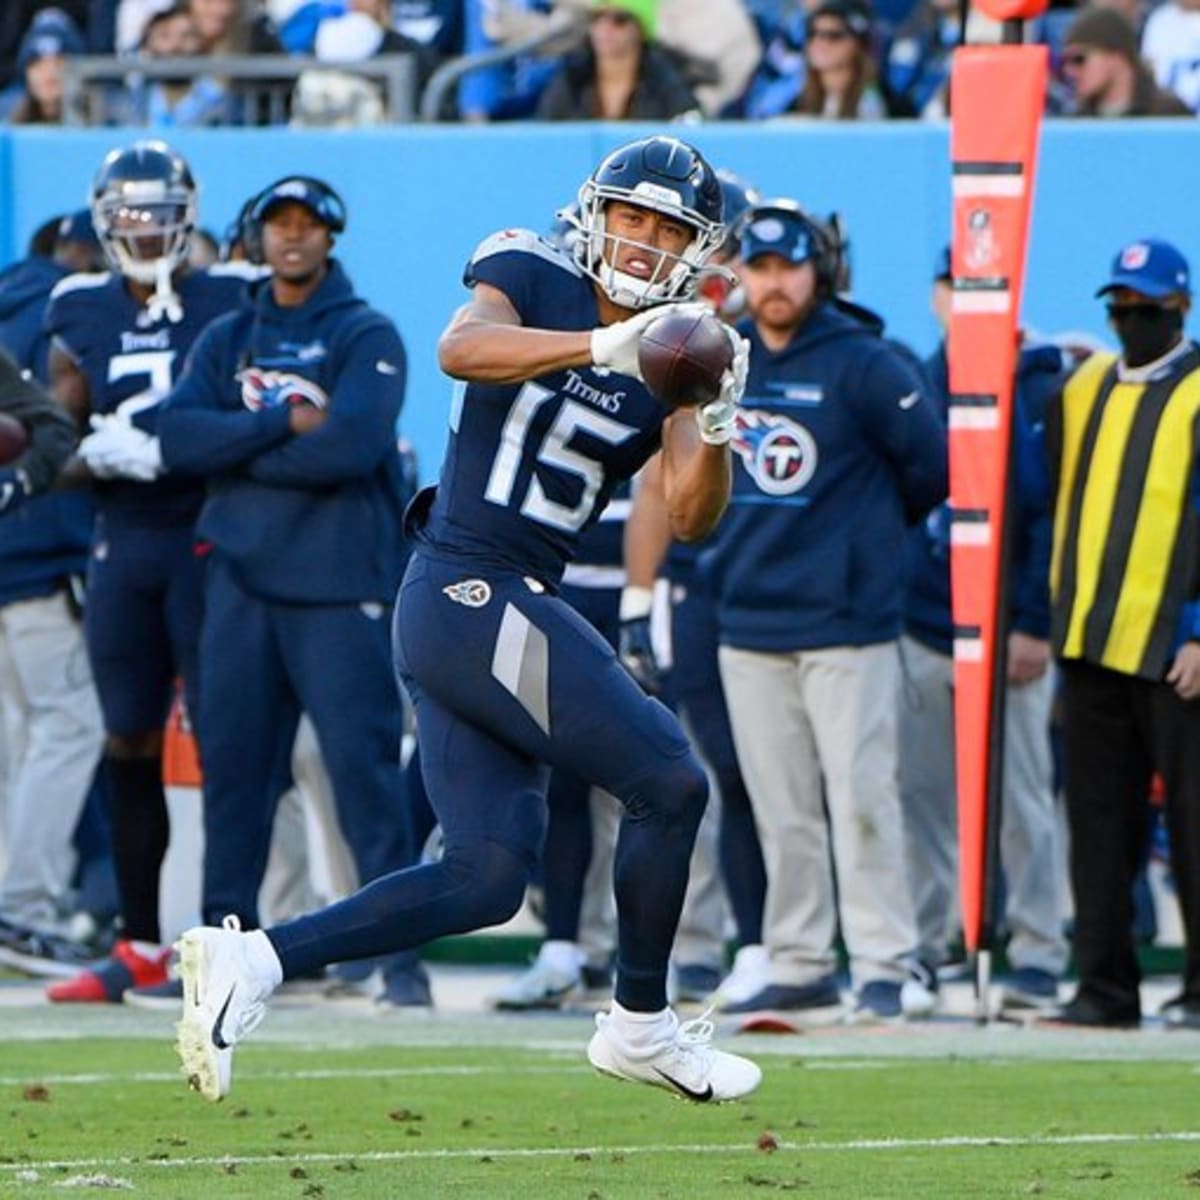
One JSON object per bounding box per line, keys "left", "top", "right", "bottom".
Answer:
{"left": 3, "top": 990, "right": 1200, "bottom": 1199}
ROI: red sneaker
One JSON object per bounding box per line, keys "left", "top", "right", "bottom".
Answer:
{"left": 46, "top": 940, "right": 170, "bottom": 1003}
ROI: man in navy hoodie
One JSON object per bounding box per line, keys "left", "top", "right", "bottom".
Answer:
{"left": 85, "top": 175, "right": 427, "bottom": 1007}
{"left": 709, "top": 200, "right": 948, "bottom": 1021}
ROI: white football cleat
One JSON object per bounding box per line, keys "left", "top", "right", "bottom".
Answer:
{"left": 587, "top": 1007, "right": 762, "bottom": 1102}
{"left": 175, "top": 916, "right": 275, "bottom": 1101}
{"left": 491, "top": 958, "right": 581, "bottom": 1010}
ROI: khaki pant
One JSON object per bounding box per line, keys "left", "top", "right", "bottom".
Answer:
{"left": 0, "top": 592, "right": 104, "bottom": 932}
{"left": 719, "top": 640, "right": 916, "bottom": 987}
{"left": 897, "top": 636, "right": 1066, "bottom": 973}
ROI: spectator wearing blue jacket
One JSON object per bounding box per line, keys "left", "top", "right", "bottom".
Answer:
{"left": 87, "top": 176, "right": 429, "bottom": 1006}
{"left": 899, "top": 249, "right": 1069, "bottom": 1014}
{"left": 707, "top": 201, "right": 947, "bottom": 1022}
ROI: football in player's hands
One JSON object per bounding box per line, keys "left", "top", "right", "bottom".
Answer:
{"left": 0, "top": 413, "right": 29, "bottom": 466}
{"left": 637, "top": 309, "right": 735, "bottom": 410}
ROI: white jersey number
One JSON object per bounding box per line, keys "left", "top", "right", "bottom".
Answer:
{"left": 107, "top": 349, "right": 177, "bottom": 420}
{"left": 484, "top": 382, "right": 636, "bottom": 533}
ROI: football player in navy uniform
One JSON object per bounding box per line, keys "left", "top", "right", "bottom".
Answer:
{"left": 45, "top": 141, "right": 256, "bottom": 1003}
{"left": 171, "top": 135, "right": 761, "bottom": 1105}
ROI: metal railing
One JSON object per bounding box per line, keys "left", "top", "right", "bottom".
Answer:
{"left": 61, "top": 54, "right": 420, "bottom": 126}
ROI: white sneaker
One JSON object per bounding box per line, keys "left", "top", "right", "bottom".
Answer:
{"left": 491, "top": 957, "right": 581, "bottom": 1010}
{"left": 713, "top": 944, "right": 770, "bottom": 1009}
{"left": 175, "top": 916, "right": 276, "bottom": 1102}
{"left": 587, "top": 1008, "right": 762, "bottom": 1102}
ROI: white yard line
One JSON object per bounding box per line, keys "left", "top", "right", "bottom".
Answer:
{"left": 0, "top": 1065, "right": 581, "bottom": 1086}
{"left": 4, "top": 1131, "right": 1200, "bottom": 1174}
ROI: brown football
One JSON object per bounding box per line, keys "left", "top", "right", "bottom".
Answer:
{"left": 0, "top": 412, "right": 28, "bottom": 467}
{"left": 637, "top": 309, "right": 733, "bottom": 410}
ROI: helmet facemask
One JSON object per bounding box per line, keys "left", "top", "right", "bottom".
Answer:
{"left": 568, "top": 180, "right": 725, "bottom": 311}
{"left": 93, "top": 181, "right": 195, "bottom": 321}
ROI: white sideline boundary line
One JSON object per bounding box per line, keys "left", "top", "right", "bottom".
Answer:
{"left": 4, "top": 1131, "right": 1200, "bottom": 1174}
{"left": 0, "top": 1065, "right": 579, "bottom": 1086}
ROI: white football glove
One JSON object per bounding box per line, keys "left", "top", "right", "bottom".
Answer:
{"left": 696, "top": 328, "right": 749, "bottom": 446}
{"left": 78, "top": 414, "right": 164, "bottom": 482}
{"left": 590, "top": 301, "right": 707, "bottom": 382}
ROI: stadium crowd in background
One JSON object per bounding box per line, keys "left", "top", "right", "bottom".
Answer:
{"left": 6, "top": 0, "right": 1200, "bottom": 125}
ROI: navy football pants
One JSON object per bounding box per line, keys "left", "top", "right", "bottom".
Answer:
{"left": 85, "top": 518, "right": 203, "bottom": 734}
{"left": 199, "top": 558, "right": 413, "bottom": 938}
{"left": 269, "top": 552, "right": 709, "bottom": 1012}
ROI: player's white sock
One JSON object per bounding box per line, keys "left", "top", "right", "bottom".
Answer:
{"left": 607, "top": 999, "right": 676, "bottom": 1050}
{"left": 245, "top": 930, "right": 284, "bottom": 990}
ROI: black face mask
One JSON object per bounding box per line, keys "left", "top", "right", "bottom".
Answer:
{"left": 1107, "top": 302, "right": 1184, "bottom": 368}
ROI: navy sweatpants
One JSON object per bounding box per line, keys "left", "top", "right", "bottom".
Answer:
{"left": 199, "top": 557, "right": 412, "bottom": 935}
{"left": 269, "top": 552, "right": 709, "bottom": 1011}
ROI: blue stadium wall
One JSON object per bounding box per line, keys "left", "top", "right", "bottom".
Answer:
{"left": 0, "top": 122, "right": 1192, "bottom": 478}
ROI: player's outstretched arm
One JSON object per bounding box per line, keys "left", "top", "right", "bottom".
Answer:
{"left": 438, "top": 282, "right": 593, "bottom": 385}
{"left": 660, "top": 411, "right": 730, "bottom": 543}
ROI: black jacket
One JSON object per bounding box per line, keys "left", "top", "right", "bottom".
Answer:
{"left": 0, "top": 348, "right": 76, "bottom": 494}
{"left": 536, "top": 42, "right": 698, "bottom": 121}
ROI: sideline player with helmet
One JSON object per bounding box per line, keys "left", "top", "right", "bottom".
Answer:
{"left": 45, "top": 140, "right": 256, "bottom": 1002}
{"left": 171, "top": 135, "right": 760, "bottom": 1105}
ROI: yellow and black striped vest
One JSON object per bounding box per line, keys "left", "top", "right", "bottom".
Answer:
{"left": 1050, "top": 346, "right": 1200, "bottom": 679}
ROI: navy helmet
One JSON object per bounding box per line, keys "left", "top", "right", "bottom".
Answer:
{"left": 90, "top": 140, "right": 197, "bottom": 284}
{"left": 569, "top": 136, "right": 725, "bottom": 309}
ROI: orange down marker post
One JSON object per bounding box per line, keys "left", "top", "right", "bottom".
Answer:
{"left": 947, "top": 41, "right": 1047, "bottom": 1005}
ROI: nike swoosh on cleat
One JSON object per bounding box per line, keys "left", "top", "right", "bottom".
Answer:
{"left": 211, "top": 987, "right": 235, "bottom": 1050}
{"left": 653, "top": 1068, "right": 714, "bottom": 1102}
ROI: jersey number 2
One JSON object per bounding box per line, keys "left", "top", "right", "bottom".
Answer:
{"left": 485, "top": 383, "right": 635, "bottom": 533}
{"left": 107, "top": 349, "right": 177, "bottom": 420}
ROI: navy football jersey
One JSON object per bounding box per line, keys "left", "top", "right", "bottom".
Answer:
{"left": 45, "top": 263, "right": 257, "bottom": 525}
{"left": 414, "top": 231, "right": 665, "bottom": 587}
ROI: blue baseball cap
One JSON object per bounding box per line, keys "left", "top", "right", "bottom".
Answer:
{"left": 250, "top": 176, "right": 346, "bottom": 233}
{"left": 1096, "top": 238, "right": 1191, "bottom": 300}
{"left": 739, "top": 202, "right": 816, "bottom": 265}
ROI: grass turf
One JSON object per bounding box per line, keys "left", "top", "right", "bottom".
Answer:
{"left": 1, "top": 1039, "right": 1200, "bottom": 1197}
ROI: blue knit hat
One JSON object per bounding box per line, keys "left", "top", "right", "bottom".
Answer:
{"left": 17, "top": 8, "right": 85, "bottom": 73}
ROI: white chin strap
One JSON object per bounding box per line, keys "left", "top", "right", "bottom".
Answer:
{"left": 140, "top": 257, "right": 183, "bottom": 324}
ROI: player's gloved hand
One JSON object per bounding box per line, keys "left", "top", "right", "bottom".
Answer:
{"left": 618, "top": 585, "right": 664, "bottom": 697}
{"left": 590, "top": 301, "right": 706, "bottom": 383}
{"left": 695, "top": 328, "right": 749, "bottom": 446}
{"left": 0, "top": 467, "right": 30, "bottom": 516}
{"left": 78, "top": 414, "right": 164, "bottom": 482}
